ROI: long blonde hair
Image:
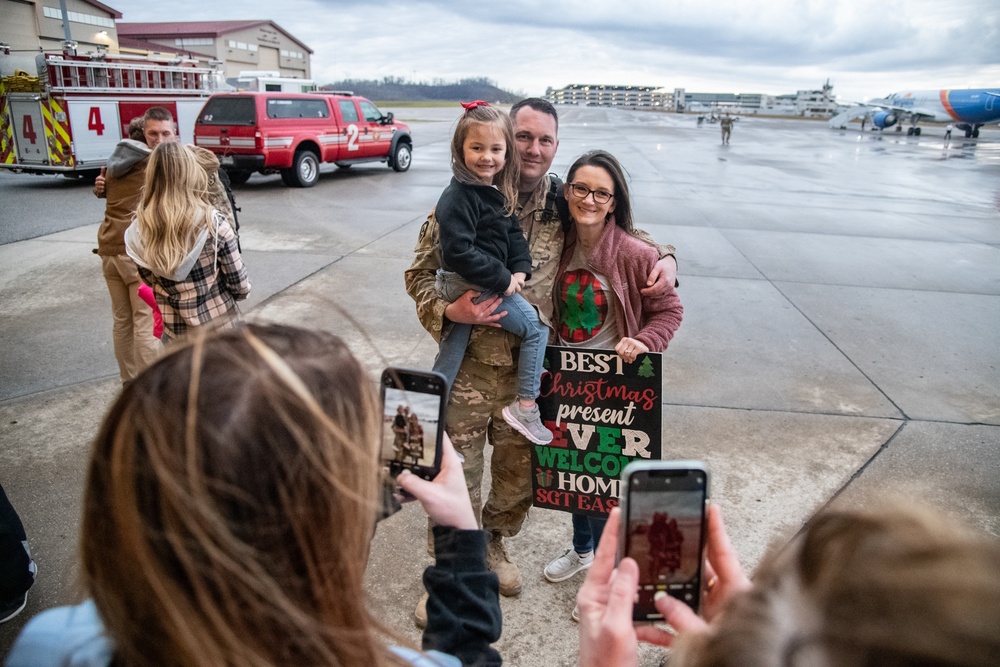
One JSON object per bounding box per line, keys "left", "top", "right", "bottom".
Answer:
{"left": 134, "top": 141, "right": 215, "bottom": 276}
{"left": 81, "top": 324, "right": 408, "bottom": 667}
{"left": 450, "top": 104, "right": 520, "bottom": 216}
{"left": 188, "top": 144, "right": 237, "bottom": 226}
{"left": 672, "top": 502, "right": 1000, "bottom": 667}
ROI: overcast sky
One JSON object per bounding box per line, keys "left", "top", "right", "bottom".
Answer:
{"left": 107, "top": 0, "right": 999, "bottom": 102}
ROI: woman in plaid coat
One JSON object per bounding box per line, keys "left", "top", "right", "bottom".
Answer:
{"left": 125, "top": 142, "right": 250, "bottom": 343}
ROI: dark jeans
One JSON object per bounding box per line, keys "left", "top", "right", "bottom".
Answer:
{"left": 572, "top": 512, "right": 608, "bottom": 555}
{"left": 0, "top": 484, "right": 35, "bottom": 602}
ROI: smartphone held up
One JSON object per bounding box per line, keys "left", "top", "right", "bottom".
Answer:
{"left": 619, "top": 460, "right": 709, "bottom": 622}
{"left": 379, "top": 368, "right": 446, "bottom": 482}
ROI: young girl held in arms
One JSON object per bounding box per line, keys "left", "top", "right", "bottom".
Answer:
{"left": 125, "top": 142, "right": 250, "bottom": 343}
{"left": 433, "top": 101, "right": 552, "bottom": 445}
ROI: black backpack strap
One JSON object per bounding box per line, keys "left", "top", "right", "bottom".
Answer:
{"left": 547, "top": 174, "right": 571, "bottom": 231}
{"left": 216, "top": 168, "right": 241, "bottom": 252}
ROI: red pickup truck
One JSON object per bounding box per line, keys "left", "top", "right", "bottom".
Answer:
{"left": 194, "top": 91, "right": 412, "bottom": 187}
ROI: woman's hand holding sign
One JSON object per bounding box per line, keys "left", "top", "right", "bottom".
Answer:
{"left": 615, "top": 337, "right": 649, "bottom": 364}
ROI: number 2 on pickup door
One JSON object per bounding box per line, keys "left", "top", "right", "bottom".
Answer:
{"left": 346, "top": 124, "right": 359, "bottom": 151}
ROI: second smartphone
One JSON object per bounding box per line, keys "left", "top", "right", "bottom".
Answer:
{"left": 379, "top": 368, "right": 447, "bottom": 482}
{"left": 618, "top": 460, "right": 710, "bottom": 622}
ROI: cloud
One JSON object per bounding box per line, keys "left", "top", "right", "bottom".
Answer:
{"left": 108, "top": 0, "right": 1000, "bottom": 100}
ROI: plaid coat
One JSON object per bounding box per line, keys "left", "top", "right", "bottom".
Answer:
{"left": 132, "top": 210, "right": 250, "bottom": 342}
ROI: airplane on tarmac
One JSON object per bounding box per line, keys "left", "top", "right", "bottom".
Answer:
{"left": 829, "top": 88, "right": 1000, "bottom": 137}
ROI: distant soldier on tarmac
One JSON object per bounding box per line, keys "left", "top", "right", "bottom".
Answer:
{"left": 720, "top": 114, "right": 734, "bottom": 145}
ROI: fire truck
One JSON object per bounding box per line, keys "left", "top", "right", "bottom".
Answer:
{"left": 0, "top": 50, "right": 218, "bottom": 179}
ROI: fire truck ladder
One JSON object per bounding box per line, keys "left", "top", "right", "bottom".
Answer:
{"left": 44, "top": 57, "right": 216, "bottom": 96}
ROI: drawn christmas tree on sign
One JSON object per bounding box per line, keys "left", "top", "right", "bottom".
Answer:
{"left": 637, "top": 355, "right": 655, "bottom": 378}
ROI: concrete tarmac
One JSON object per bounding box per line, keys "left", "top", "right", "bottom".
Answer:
{"left": 1, "top": 107, "right": 998, "bottom": 665}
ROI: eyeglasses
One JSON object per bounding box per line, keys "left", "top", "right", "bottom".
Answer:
{"left": 568, "top": 182, "right": 614, "bottom": 204}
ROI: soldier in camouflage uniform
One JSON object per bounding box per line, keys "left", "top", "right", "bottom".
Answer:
{"left": 405, "top": 99, "right": 677, "bottom": 625}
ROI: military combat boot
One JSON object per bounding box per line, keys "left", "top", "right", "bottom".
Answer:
{"left": 486, "top": 532, "right": 522, "bottom": 597}
{"left": 414, "top": 592, "right": 428, "bottom": 629}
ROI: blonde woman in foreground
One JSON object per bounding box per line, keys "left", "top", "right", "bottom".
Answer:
{"left": 578, "top": 502, "right": 1000, "bottom": 666}
{"left": 7, "top": 324, "right": 501, "bottom": 666}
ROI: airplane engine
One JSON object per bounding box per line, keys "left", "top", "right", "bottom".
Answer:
{"left": 872, "top": 110, "right": 898, "bottom": 129}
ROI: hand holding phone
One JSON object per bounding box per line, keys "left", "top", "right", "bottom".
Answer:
{"left": 577, "top": 508, "right": 647, "bottom": 667}
{"left": 619, "top": 460, "right": 709, "bottom": 622}
{"left": 579, "top": 501, "right": 751, "bottom": 662}
{"left": 397, "top": 432, "right": 477, "bottom": 530}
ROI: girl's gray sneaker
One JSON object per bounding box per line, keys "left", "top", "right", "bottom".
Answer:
{"left": 501, "top": 401, "right": 553, "bottom": 445}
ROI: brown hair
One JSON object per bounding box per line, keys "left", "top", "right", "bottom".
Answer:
{"left": 510, "top": 97, "right": 558, "bottom": 132}
{"left": 127, "top": 117, "right": 145, "bottom": 142}
{"left": 143, "top": 106, "right": 174, "bottom": 123}
{"left": 81, "top": 323, "right": 407, "bottom": 666}
{"left": 450, "top": 104, "right": 520, "bottom": 216}
{"left": 673, "top": 503, "right": 1000, "bottom": 667}
{"left": 566, "top": 150, "right": 635, "bottom": 235}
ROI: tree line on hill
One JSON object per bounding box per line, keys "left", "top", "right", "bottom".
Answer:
{"left": 319, "top": 76, "right": 522, "bottom": 103}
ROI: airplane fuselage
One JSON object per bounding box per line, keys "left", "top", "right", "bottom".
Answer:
{"left": 879, "top": 89, "right": 1000, "bottom": 125}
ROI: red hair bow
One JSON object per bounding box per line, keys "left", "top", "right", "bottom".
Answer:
{"left": 461, "top": 100, "right": 489, "bottom": 110}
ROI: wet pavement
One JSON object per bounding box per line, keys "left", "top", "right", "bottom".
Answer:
{"left": 1, "top": 107, "right": 998, "bottom": 665}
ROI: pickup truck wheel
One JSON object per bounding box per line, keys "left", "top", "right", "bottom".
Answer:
{"left": 284, "top": 150, "right": 320, "bottom": 187}
{"left": 225, "top": 169, "right": 253, "bottom": 186}
{"left": 391, "top": 142, "right": 412, "bottom": 172}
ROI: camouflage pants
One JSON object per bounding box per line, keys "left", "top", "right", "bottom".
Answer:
{"left": 447, "top": 354, "right": 534, "bottom": 537}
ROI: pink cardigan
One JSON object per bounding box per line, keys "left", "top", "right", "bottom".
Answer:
{"left": 557, "top": 222, "right": 683, "bottom": 352}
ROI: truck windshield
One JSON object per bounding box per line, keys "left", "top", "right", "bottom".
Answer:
{"left": 198, "top": 97, "right": 256, "bottom": 126}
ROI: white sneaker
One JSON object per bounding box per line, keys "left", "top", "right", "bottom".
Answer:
{"left": 543, "top": 548, "right": 594, "bottom": 583}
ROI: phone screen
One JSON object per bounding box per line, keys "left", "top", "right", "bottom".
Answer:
{"left": 623, "top": 465, "right": 708, "bottom": 621}
{"left": 380, "top": 369, "right": 446, "bottom": 480}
